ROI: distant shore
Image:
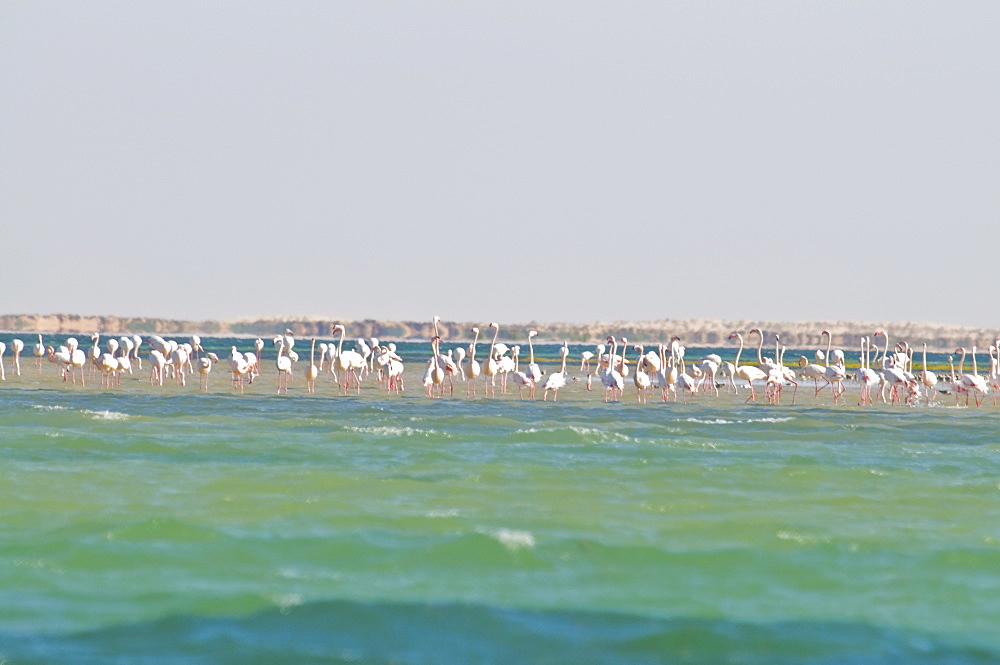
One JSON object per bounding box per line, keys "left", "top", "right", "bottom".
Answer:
{"left": 2, "top": 313, "right": 998, "bottom": 351}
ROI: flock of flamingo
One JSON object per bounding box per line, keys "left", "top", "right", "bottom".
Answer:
{"left": 1, "top": 320, "right": 998, "bottom": 407}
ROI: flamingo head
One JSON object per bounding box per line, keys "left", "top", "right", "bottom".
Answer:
{"left": 489, "top": 322, "right": 498, "bottom": 329}
{"left": 471, "top": 327, "right": 479, "bottom": 334}
{"left": 528, "top": 330, "right": 537, "bottom": 338}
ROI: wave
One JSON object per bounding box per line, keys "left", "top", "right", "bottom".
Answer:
{"left": 2, "top": 599, "right": 994, "bottom": 665}
{"left": 342, "top": 425, "right": 448, "bottom": 438}
{"left": 682, "top": 416, "right": 795, "bottom": 425}
{"left": 512, "top": 425, "right": 633, "bottom": 444}
{"left": 83, "top": 410, "right": 130, "bottom": 421}
{"left": 475, "top": 527, "right": 536, "bottom": 552}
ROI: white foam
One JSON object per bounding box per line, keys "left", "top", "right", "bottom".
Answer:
{"left": 776, "top": 530, "right": 827, "bottom": 545}
{"left": 31, "top": 405, "right": 68, "bottom": 411}
{"left": 683, "top": 416, "right": 794, "bottom": 425}
{"left": 514, "top": 425, "right": 631, "bottom": 443}
{"left": 427, "top": 509, "right": 459, "bottom": 518}
{"left": 343, "top": 425, "right": 444, "bottom": 437}
{"left": 84, "top": 410, "right": 130, "bottom": 421}
{"left": 479, "top": 527, "right": 535, "bottom": 551}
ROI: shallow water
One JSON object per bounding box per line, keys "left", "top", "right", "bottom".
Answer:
{"left": 1, "top": 334, "right": 998, "bottom": 663}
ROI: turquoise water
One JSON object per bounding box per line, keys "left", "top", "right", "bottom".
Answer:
{"left": 1, "top": 335, "right": 998, "bottom": 663}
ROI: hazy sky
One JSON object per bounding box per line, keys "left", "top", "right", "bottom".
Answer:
{"left": 2, "top": 2, "right": 998, "bottom": 327}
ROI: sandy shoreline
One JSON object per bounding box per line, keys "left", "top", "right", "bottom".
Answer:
{"left": 1, "top": 313, "right": 998, "bottom": 351}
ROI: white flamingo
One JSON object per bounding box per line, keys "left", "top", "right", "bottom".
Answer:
{"left": 526, "top": 330, "right": 543, "bottom": 385}
{"left": 10, "top": 338, "right": 24, "bottom": 376}
{"left": 600, "top": 336, "right": 624, "bottom": 402}
{"left": 33, "top": 334, "right": 45, "bottom": 372}
{"left": 510, "top": 345, "right": 534, "bottom": 400}
{"left": 482, "top": 323, "right": 501, "bottom": 398}
{"left": 729, "top": 332, "right": 767, "bottom": 403}
{"left": 856, "top": 337, "right": 881, "bottom": 406}
{"left": 543, "top": 343, "right": 569, "bottom": 401}
{"left": 332, "top": 324, "right": 364, "bottom": 394}
{"left": 197, "top": 352, "right": 219, "bottom": 392}
{"left": 465, "top": 327, "right": 482, "bottom": 396}
{"left": 305, "top": 338, "right": 319, "bottom": 394}
{"left": 955, "top": 346, "right": 989, "bottom": 407}
{"left": 920, "top": 342, "right": 938, "bottom": 405}
{"left": 632, "top": 344, "right": 651, "bottom": 403}
{"left": 275, "top": 337, "right": 292, "bottom": 395}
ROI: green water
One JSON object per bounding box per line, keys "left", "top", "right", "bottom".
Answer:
{"left": 0, "top": 340, "right": 998, "bottom": 663}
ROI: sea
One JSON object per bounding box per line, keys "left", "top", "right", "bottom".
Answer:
{"left": 1, "top": 333, "right": 998, "bottom": 664}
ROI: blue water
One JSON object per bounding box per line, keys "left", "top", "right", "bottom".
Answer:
{"left": 1, "top": 333, "right": 998, "bottom": 663}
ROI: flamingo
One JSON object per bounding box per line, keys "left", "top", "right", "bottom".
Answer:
{"left": 98, "top": 349, "right": 119, "bottom": 388}
{"left": 874, "top": 331, "right": 911, "bottom": 404}
{"left": 526, "top": 331, "right": 543, "bottom": 385}
{"left": 197, "top": 352, "right": 218, "bottom": 392}
{"left": 819, "top": 330, "right": 847, "bottom": 403}
{"left": 955, "top": 347, "right": 989, "bottom": 407}
{"left": 88, "top": 333, "right": 103, "bottom": 377}
{"left": 988, "top": 343, "right": 1000, "bottom": 406}
{"left": 67, "top": 338, "right": 87, "bottom": 386}
{"left": 632, "top": 344, "right": 651, "bottom": 403}
{"left": 599, "top": 336, "right": 624, "bottom": 402}
{"left": 115, "top": 342, "right": 131, "bottom": 383}
{"left": 920, "top": 342, "right": 938, "bottom": 405}
{"left": 0, "top": 342, "right": 5, "bottom": 380}
{"left": 423, "top": 336, "right": 446, "bottom": 398}
{"left": 332, "top": 324, "right": 364, "bottom": 394}
{"left": 729, "top": 332, "right": 767, "bottom": 402}
{"left": 386, "top": 347, "right": 405, "bottom": 394}
{"left": 432, "top": 317, "right": 459, "bottom": 395}
{"left": 453, "top": 347, "right": 467, "bottom": 383}
{"left": 510, "top": 345, "right": 534, "bottom": 400}
{"left": 10, "top": 338, "right": 24, "bottom": 376}
{"left": 584, "top": 343, "right": 606, "bottom": 390}
{"left": 33, "top": 334, "right": 45, "bottom": 371}
{"left": 543, "top": 343, "right": 569, "bottom": 401}
{"left": 464, "top": 327, "right": 482, "bottom": 396}
{"left": 698, "top": 353, "right": 720, "bottom": 397}
{"left": 119, "top": 337, "right": 135, "bottom": 374}
{"left": 169, "top": 344, "right": 189, "bottom": 387}
{"left": 765, "top": 339, "right": 797, "bottom": 405}
{"left": 482, "top": 323, "right": 501, "bottom": 398}
{"left": 229, "top": 346, "right": 250, "bottom": 393}
{"left": 149, "top": 349, "right": 167, "bottom": 386}
{"left": 856, "top": 337, "right": 881, "bottom": 406}
{"left": 48, "top": 344, "right": 71, "bottom": 380}
{"left": 275, "top": 337, "right": 293, "bottom": 394}
{"left": 675, "top": 342, "right": 698, "bottom": 403}
{"left": 663, "top": 340, "right": 681, "bottom": 402}
{"left": 305, "top": 338, "right": 319, "bottom": 394}
{"left": 131, "top": 335, "right": 143, "bottom": 370}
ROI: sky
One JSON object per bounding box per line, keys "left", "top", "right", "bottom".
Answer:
{"left": 2, "top": 1, "right": 998, "bottom": 327}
